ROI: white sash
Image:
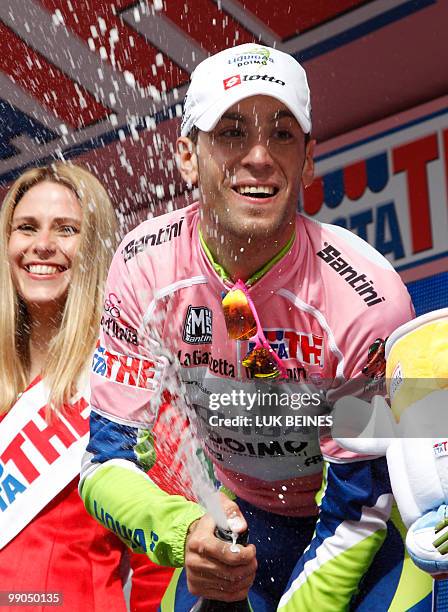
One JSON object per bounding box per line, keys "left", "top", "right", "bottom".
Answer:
{"left": 0, "top": 379, "right": 90, "bottom": 549}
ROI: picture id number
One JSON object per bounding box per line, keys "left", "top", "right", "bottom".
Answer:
{"left": 0, "top": 592, "right": 63, "bottom": 606}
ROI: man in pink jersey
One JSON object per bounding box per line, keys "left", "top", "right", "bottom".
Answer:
{"left": 81, "top": 44, "right": 433, "bottom": 610}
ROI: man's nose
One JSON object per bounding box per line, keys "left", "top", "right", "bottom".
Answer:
{"left": 241, "top": 141, "right": 274, "bottom": 169}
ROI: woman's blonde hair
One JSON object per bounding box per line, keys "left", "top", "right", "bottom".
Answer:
{"left": 0, "top": 162, "right": 118, "bottom": 415}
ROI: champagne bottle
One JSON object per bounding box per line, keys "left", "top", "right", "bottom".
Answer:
{"left": 190, "top": 527, "right": 251, "bottom": 611}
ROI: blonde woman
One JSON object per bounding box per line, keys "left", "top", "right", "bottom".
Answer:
{"left": 0, "top": 163, "right": 173, "bottom": 611}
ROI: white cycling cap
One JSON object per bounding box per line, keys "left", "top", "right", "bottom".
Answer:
{"left": 181, "top": 43, "right": 311, "bottom": 136}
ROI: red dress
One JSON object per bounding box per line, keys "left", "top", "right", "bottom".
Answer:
{"left": 0, "top": 379, "right": 173, "bottom": 611}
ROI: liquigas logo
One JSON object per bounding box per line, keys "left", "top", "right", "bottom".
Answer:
{"left": 228, "top": 47, "right": 274, "bottom": 67}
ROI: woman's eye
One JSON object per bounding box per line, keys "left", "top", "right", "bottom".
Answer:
{"left": 59, "top": 225, "right": 79, "bottom": 235}
{"left": 15, "top": 224, "right": 36, "bottom": 233}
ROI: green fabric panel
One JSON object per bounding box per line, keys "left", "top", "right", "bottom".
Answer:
{"left": 160, "top": 568, "right": 183, "bottom": 611}
{"left": 81, "top": 463, "right": 205, "bottom": 567}
{"left": 134, "top": 428, "right": 157, "bottom": 471}
{"left": 278, "top": 530, "right": 387, "bottom": 612}
{"left": 387, "top": 504, "right": 432, "bottom": 612}
{"left": 199, "top": 230, "right": 229, "bottom": 281}
{"left": 315, "top": 461, "right": 329, "bottom": 508}
{"left": 219, "top": 484, "right": 237, "bottom": 501}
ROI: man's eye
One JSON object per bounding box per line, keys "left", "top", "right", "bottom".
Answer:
{"left": 274, "top": 129, "right": 294, "bottom": 141}
{"left": 219, "top": 127, "right": 245, "bottom": 138}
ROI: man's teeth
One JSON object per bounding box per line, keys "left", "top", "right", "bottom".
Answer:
{"left": 236, "top": 186, "right": 275, "bottom": 196}
{"left": 26, "top": 265, "right": 65, "bottom": 275}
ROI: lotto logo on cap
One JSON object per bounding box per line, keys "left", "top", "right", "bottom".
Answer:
{"left": 223, "top": 75, "right": 241, "bottom": 90}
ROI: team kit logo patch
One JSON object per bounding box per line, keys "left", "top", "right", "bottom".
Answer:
{"left": 223, "top": 75, "right": 241, "bottom": 90}
{"left": 362, "top": 338, "right": 387, "bottom": 379}
{"left": 228, "top": 47, "right": 274, "bottom": 67}
{"left": 223, "top": 74, "right": 286, "bottom": 90}
{"left": 92, "top": 344, "right": 156, "bottom": 390}
{"left": 249, "top": 329, "right": 324, "bottom": 367}
{"left": 434, "top": 441, "right": 448, "bottom": 458}
{"left": 183, "top": 306, "right": 213, "bottom": 344}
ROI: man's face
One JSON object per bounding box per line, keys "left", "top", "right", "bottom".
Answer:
{"left": 178, "top": 95, "right": 314, "bottom": 243}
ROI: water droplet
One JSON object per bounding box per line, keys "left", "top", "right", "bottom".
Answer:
{"left": 124, "top": 71, "right": 136, "bottom": 88}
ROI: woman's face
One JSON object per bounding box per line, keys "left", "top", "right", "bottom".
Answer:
{"left": 8, "top": 180, "right": 82, "bottom": 317}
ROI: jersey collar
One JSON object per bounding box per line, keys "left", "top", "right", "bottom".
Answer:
{"left": 198, "top": 228, "right": 296, "bottom": 287}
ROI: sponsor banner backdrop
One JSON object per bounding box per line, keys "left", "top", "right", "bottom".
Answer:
{"left": 0, "top": 0, "right": 440, "bottom": 205}
{"left": 304, "top": 96, "right": 448, "bottom": 290}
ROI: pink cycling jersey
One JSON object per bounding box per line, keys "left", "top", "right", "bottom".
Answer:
{"left": 90, "top": 201, "right": 413, "bottom": 516}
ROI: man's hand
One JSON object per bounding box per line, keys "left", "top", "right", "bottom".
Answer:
{"left": 185, "top": 494, "right": 257, "bottom": 602}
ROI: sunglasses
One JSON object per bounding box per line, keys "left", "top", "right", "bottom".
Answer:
{"left": 222, "top": 279, "right": 287, "bottom": 379}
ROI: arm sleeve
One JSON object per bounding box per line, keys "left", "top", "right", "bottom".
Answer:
{"left": 327, "top": 280, "right": 415, "bottom": 407}
{"left": 81, "top": 458, "right": 204, "bottom": 567}
{"left": 80, "top": 240, "right": 205, "bottom": 567}
{"left": 323, "top": 271, "right": 415, "bottom": 458}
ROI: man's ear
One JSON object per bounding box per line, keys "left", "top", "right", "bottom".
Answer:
{"left": 301, "top": 138, "right": 315, "bottom": 188}
{"left": 176, "top": 136, "right": 198, "bottom": 187}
